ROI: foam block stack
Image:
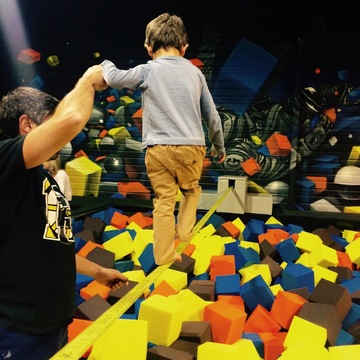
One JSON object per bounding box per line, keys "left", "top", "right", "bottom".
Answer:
{"left": 70, "top": 211, "right": 360, "bottom": 359}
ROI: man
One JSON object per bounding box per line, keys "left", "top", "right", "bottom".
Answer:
{"left": 0, "top": 65, "right": 128, "bottom": 359}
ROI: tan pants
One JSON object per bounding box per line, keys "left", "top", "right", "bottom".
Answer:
{"left": 145, "top": 145, "right": 206, "bottom": 265}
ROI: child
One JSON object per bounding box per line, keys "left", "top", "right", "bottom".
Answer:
{"left": 43, "top": 154, "right": 72, "bottom": 201}
{"left": 101, "top": 12, "right": 226, "bottom": 265}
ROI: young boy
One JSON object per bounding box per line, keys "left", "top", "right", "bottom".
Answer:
{"left": 101, "top": 13, "right": 226, "bottom": 265}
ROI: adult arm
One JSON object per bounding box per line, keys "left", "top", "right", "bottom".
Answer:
{"left": 76, "top": 254, "right": 129, "bottom": 290}
{"left": 23, "top": 65, "right": 107, "bottom": 169}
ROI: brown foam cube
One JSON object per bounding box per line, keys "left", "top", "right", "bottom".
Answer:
{"left": 287, "top": 287, "right": 310, "bottom": 301}
{"left": 85, "top": 246, "right": 115, "bottom": 269}
{"left": 107, "top": 280, "right": 140, "bottom": 306}
{"left": 75, "top": 229, "right": 99, "bottom": 243}
{"left": 83, "top": 216, "right": 106, "bottom": 241}
{"left": 170, "top": 253, "right": 195, "bottom": 274}
{"left": 74, "top": 294, "right": 111, "bottom": 320}
{"left": 351, "top": 289, "right": 360, "bottom": 305}
{"left": 309, "top": 278, "right": 352, "bottom": 322}
{"left": 259, "top": 239, "right": 281, "bottom": 263}
{"left": 348, "top": 320, "right": 360, "bottom": 343}
{"left": 261, "top": 256, "right": 283, "bottom": 279}
{"left": 179, "top": 321, "right": 213, "bottom": 344}
{"left": 147, "top": 345, "right": 193, "bottom": 360}
{"left": 270, "top": 290, "right": 307, "bottom": 329}
{"left": 170, "top": 339, "right": 199, "bottom": 357}
{"left": 326, "top": 224, "right": 342, "bottom": 237}
{"left": 312, "top": 228, "right": 335, "bottom": 247}
{"left": 328, "top": 265, "right": 354, "bottom": 284}
{"left": 187, "top": 280, "right": 215, "bottom": 301}
{"left": 297, "top": 302, "right": 342, "bottom": 346}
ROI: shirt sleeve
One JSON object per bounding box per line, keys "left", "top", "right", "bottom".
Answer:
{"left": 101, "top": 60, "right": 146, "bottom": 91}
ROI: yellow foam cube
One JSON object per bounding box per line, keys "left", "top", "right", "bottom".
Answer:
{"left": 239, "top": 240, "right": 260, "bottom": 254}
{"left": 232, "top": 217, "right": 246, "bottom": 238}
{"left": 270, "top": 283, "right": 284, "bottom": 296}
{"left": 191, "top": 235, "right": 225, "bottom": 276}
{"left": 296, "top": 231, "right": 323, "bottom": 253}
{"left": 169, "top": 289, "right": 207, "bottom": 321}
{"left": 130, "top": 228, "right": 152, "bottom": 265}
{"left": 103, "top": 231, "right": 134, "bottom": 260}
{"left": 309, "top": 244, "right": 338, "bottom": 268}
{"left": 328, "top": 344, "right": 360, "bottom": 360}
{"left": 295, "top": 252, "right": 313, "bottom": 268}
{"left": 312, "top": 265, "right": 338, "bottom": 286}
{"left": 239, "top": 263, "right": 272, "bottom": 286}
{"left": 198, "top": 340, "right": 260, "bottom": 360}
{"left": 284, "top": 315, "right": 327, "bottom": 349}
{"left": 155, "top": 268, "right": 188, "bottom": 292}
{"left": 88, "top": 319, "right": 147, "bottom": 360}
{"left": 120, "top": 95, "right": 135, "bottom": 105}
{"left": 343, "top": 229, "right": 358, "bottom": 242}
{"left": 345, "top": 237, "right": 360, "bottom": 266}
{"left": 138, "top": 294, "right": 184, "bottom": 346}
{"left": 66, "top": 156, "right": 102, "bottom": 197}
{"left": 279, "top": 342, "right": 330, "bottom": 360}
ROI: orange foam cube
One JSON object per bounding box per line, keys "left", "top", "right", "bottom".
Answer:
{"left": 68, "top": 319, "right": 93, "bottom": 358}
{"left": 80, "top": 279, "right": 111, "bottom": 300}
{"left": 17, "top": 48, "right": 41, "bottom": 64}
{"left": 266, "top": 133, "right": 291, "bottom": 157}
{"left": 270, "top": 290, "right": 307, "bottom": 329}
{"left": 204, "top": 300, "right": 246, "bottom": 344}
{"left": 209, "top": 255, "right": 236, "bottom": 281}
{"left": 241, "top": 157, "right": 261, "bottom": 176}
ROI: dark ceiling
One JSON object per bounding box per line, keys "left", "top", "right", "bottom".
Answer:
{"left": 0, "top": 0, "right": 358, "bottom": 98}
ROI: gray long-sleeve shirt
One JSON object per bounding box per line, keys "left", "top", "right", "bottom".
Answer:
{"left": 101, "top": 57, "right": 225, "bottom": 153}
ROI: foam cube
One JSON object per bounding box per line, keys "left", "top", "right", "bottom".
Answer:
{"left": 138, "top": 294, "right": 184, "bottom": 346}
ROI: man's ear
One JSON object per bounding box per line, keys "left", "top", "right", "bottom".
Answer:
{"left": 180, "top": 44, "right": 189, "bottom": 57}
{"left": 18, "top": 115, "right": 33, "bottom": 135}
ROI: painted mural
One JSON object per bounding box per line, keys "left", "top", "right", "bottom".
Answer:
{"left": 1, "top": 0, "right": 359, "bottom": 214}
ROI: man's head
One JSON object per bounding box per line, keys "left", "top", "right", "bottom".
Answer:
{"left": 0, "top": 86, "right": 59, "bottom": 140}
{"left": 144, "top": 13, "right": 188, "bottom": 55}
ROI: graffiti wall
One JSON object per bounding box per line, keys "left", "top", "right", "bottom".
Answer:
{"left": 1, "top": 0, "right": 359, "bottom": 214}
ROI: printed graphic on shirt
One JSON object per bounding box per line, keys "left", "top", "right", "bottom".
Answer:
{"left": 42, "top": 177, "right": 74, "bottom": 244}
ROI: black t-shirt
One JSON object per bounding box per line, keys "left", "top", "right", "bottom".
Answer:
{"left": 0, "top": 136, "right": 76, "bottom": 334}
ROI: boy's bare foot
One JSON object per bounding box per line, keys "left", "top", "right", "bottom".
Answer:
{"left": 174, "top": 253, "right": 182, "bottom": 263}
{"left": 155, "top": 252, "right": 182, "bottom": 266}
